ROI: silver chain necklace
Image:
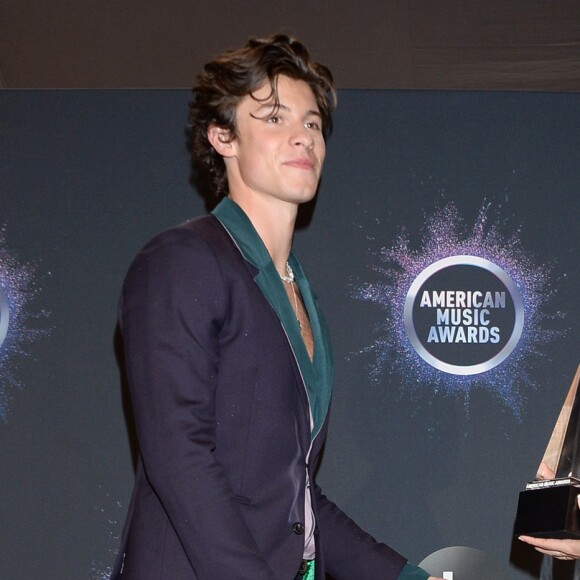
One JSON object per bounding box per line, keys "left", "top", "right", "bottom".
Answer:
{"left": 279, "top": 262, "right": 295, "bottom": 283}
{"left": 279, "top": 262, "right": 302, "bottom": 329}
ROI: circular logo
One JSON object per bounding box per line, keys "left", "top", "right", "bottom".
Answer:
{"left": 404, "top": 256, "right": 524, "bottom": 375}
{"left": 0, "top": 285, "right": 9, "bottom": 349}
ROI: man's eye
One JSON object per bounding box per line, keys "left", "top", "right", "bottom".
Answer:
{"left": 266, "top": 116, "right": 281, "bottom": 124}
{"left": 305, "top": 121, "right": 321, "bottom": 131}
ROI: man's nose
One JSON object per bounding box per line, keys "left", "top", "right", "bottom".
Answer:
{"left": 290, "top": 124, "right": 314, "bottom": 149}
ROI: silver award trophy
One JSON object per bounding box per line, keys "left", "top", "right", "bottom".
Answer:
{"left": 514, "top": 363, "right": 580, "bottom": 538}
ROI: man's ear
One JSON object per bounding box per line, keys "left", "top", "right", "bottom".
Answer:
{"left": 207, "top": 125, "right": 236, "bottom": 158}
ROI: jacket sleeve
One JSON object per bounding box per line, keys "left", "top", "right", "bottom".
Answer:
{"left": 119, "top": 227, "right": 275, "bottom": 579}
{"left": 312, "top": 480, "right": 408, "bottom": 579}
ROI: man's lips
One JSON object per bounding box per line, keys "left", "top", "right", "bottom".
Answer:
{"left": 283, "top": 158, "right": 315, "bottom": 170}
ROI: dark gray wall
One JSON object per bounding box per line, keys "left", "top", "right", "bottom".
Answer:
{"left": 0, "top": 89, "right": 578, "bottom": 578}
{"left": 3, "top": 1, "right": 580, "bottom": 91}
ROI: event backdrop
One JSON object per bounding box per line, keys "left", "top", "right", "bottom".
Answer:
{"left": 0, "top": 89, "right": 578, "bottom": 579}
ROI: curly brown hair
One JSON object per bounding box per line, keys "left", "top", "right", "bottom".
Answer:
{"left": 189, "top": 34, "right": 336, "bottom": 197}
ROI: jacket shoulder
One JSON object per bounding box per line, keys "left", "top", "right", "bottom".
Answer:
{"left": 123, "top": 214, "right": 250, "bottom": 293}
{"left": 143, "top": 214, "right": 229, "bottom": 251}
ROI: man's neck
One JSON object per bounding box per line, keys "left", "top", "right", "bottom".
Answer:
{"left": 227, "top": 193, "right": 296, "bottom": 276}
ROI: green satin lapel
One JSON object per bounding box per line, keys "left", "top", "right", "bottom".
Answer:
{"left": 212, "top": 198, "right": 333, "bottom": 439}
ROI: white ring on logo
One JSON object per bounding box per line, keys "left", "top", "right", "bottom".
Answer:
{"left": 404, "top": 255, "right": 524, "bottom": 375}
{"left": 0, "top": 286, "right": 9, "bottom": 349}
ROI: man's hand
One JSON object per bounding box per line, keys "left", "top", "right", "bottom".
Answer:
{"left": 518, "top": 535, "right": 580, "bottom": 560}
{"left": 428, "top": 577, "right": 445, "bottom": 580}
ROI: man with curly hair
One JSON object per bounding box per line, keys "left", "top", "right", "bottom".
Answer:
{"left": 111, "top": 34, "right": 441, "bottom": 580}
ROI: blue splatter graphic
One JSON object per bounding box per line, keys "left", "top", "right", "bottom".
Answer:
{"left": 90, "top": 485, "right": 123, "bottom": 579}
{"left": 353, "top": 203, "right": 564, "bottom": 417}
{"left": 0, "top": 230, "right": 49, "bottom": 420}
{"left": 90, "top": 564, "right": 113, "bottom": 580}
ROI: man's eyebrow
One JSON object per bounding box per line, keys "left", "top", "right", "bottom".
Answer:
{"left": 253, "top": 103, "right": 289, "bottom": 114}
{"left": 253, "top": 103, "right": 321, "bottom": 117}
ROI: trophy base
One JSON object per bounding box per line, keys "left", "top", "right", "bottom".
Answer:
{"left": 514, "top": 478, "right": 580, "bottom": 538}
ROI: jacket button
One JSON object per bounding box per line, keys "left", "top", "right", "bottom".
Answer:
{"left": 292, "top": 522, "right": 305, "bottom": 535}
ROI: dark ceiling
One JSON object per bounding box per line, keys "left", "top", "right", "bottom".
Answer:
{"left": 1, "top": 0, "right": 580, "bottom": 91}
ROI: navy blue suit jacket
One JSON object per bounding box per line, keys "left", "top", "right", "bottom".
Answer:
{"left": 110, "top": 209, "right": 407, "bottom": 579}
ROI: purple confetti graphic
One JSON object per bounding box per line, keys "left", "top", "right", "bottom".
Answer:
{"left": 353, "top": 203, "right": 564, "bottom": 417}
{"left": 0, "top": 230, "right": 49, "bottom": 420}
